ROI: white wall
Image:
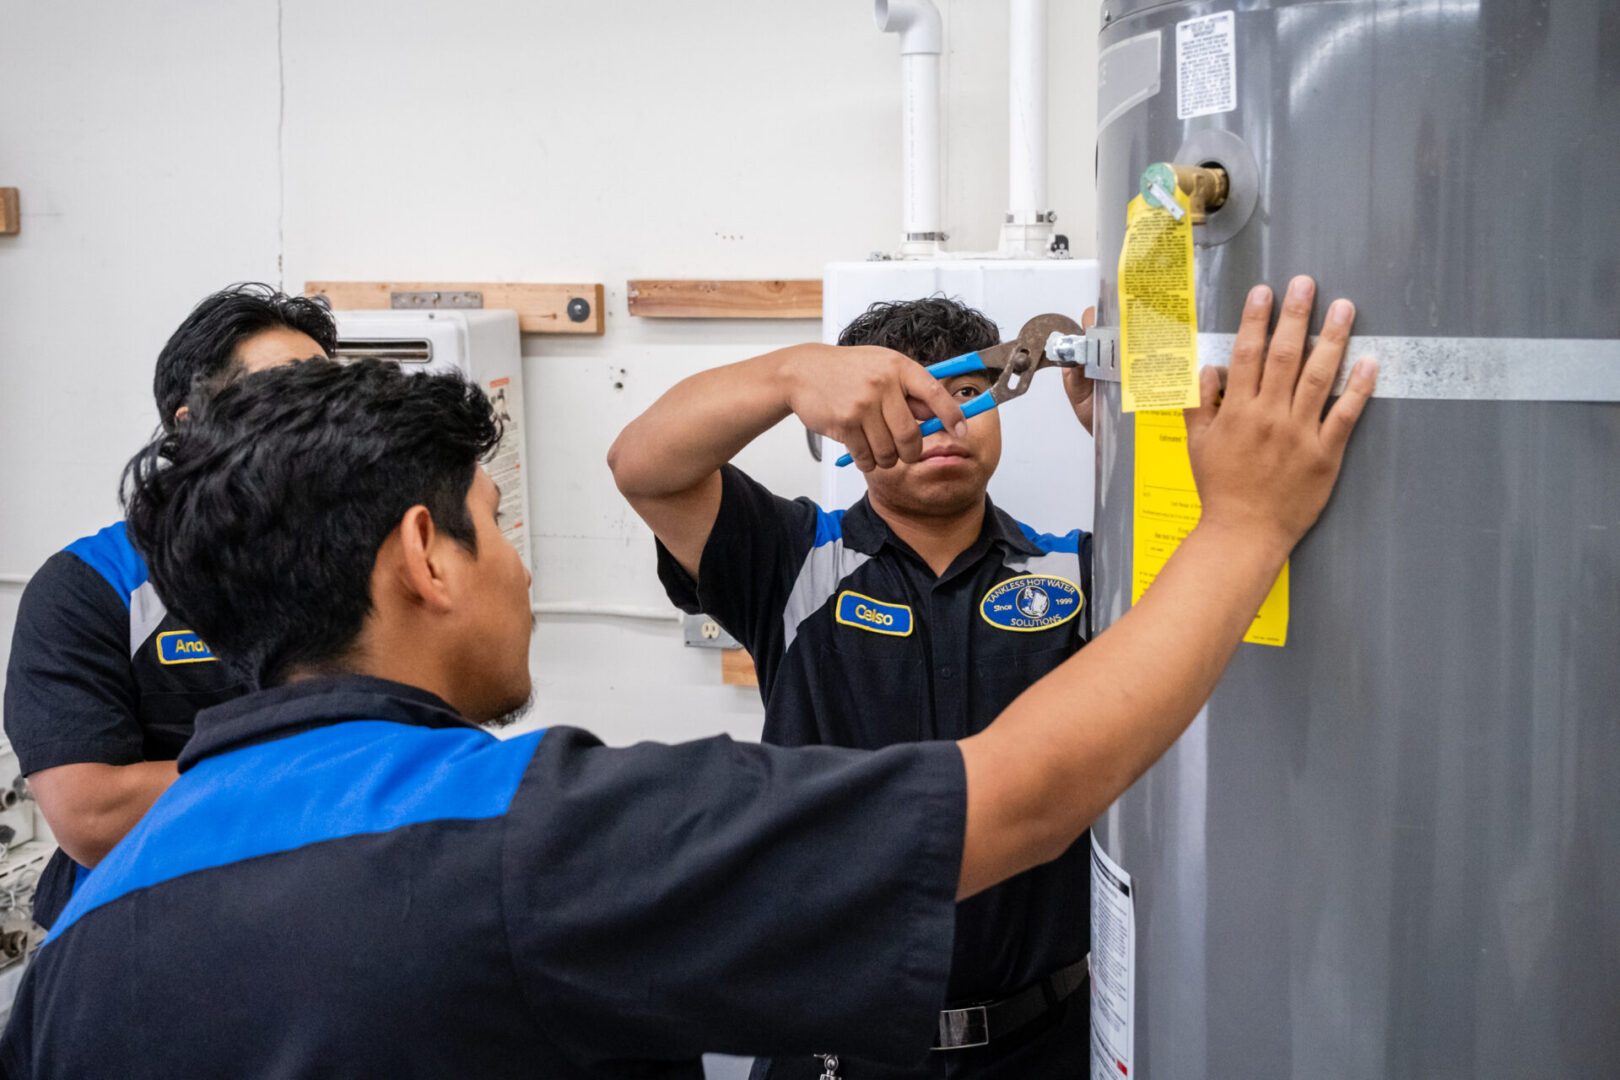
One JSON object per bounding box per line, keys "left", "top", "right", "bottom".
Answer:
{"left": 0, "top": 0, "right": 1102, "bottom": 746}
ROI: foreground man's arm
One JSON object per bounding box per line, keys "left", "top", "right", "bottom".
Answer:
{"left": 956, "top": 278, "right": 1374, "bottom": 899}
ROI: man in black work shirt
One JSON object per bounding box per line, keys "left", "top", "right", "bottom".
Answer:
{"left": 610, "top": 298, "right": 1101, "bottom": 1077}
{"left": 2, "top": 284, "right": 335, "bottom": 928}
{"left": 2, "top": 281, "right": 1375, "bottom": 1075}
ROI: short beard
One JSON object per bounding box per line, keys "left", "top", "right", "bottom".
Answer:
{"left": 481, "top": 690, "right": 535, "bottom": 730}
{"left": 870, "top": 478, "right": 987, "bottom": 522}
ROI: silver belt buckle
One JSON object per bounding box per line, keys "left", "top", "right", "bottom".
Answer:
{"left": 934, "top": 1004, "right": 990, "bottom": 1050}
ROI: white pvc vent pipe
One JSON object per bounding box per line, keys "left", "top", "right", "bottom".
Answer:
{"left": 875, "top": 0, "right": 944, "bottom": 257}
{"left": 1001, "top": 0, "right": 1053, "bottom": 256}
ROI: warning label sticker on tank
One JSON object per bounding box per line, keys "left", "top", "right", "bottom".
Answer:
{"left": 1133, "top": 408, "right": 1290, "bottom": 646}
{"left": 1176, "top": 11, "right": 1236, "bottom": 119}
{"left": 1118, "top": 174, "right": 1200, "bottom": 413}
{"left": 1090, "top": 836, "right": 1135, "bottom": 1080}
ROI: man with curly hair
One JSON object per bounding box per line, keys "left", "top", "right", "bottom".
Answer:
{"left": 610, "top": 295, "right": 1102, "bottom": 1078}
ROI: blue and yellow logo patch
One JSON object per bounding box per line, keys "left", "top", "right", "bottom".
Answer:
{"left": 980, "top": 575, "right": 1083, "bottom": 632}
{"left": 835, "top": 591, "right": 914, "bottom": 637}
{"left": 156, "top": 630, "right": 216, "bottom": 665}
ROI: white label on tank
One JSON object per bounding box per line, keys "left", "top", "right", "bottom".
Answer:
{"left": 1175, "top": 11, "right": 1237, "bottom": 119}
{"left": 1091, "top": 835, "right": 1135, "bottom": 1080}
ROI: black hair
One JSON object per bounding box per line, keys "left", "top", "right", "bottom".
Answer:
{"left": 837, "top": 295, "right": 1002, "bottom": 366}
{"left": 153, "top": 283, "right": 338, "bottom": 431}
{"left": 123, "top": 358, "right": 503, "bottom": 687}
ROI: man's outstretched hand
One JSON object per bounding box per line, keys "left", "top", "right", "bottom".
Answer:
{"left": 1186, "top": 276, "right": 1377, "bottom": 555}
{"left": 954, "top": 276, "right": 1376, "bottom": 902}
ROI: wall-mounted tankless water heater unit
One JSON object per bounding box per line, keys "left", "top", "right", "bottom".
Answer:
{"left": 332, "top": 310, "right": 532, "bottom": 572}
{"left": 1089, "top": 3, "right": 1620, "bottom": 1078}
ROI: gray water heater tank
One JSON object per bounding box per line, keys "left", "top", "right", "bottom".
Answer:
{"left": 1088, "top": 2, "right": 1620, "bottom": 1077}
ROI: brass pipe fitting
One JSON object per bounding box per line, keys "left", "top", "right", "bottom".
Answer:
{"left": 1170, "top": 164, "right": 1230, "bottom": 225}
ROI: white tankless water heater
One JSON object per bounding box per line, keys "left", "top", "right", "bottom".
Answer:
{"left": 332, "top": 309, "right": 532, "bottom": 572}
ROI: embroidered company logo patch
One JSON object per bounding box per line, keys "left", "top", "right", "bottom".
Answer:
{"left": 156, "top": 630, "right": 217, "bottom": 665}
{"left": 835, "top": 591, "right": 914, "bottom": 637}
{"left": 980, "top": 575, "right": 1083, "bottom": 632}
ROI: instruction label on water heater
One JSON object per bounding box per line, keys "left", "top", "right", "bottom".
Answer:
{"left": 1118, "top": 175, "right": 1200, "bottom": 412}
{"left": 1176, "top": 11, "right": 1237, "bottom": 119}
{"left": 1133, "top": 408, "right": 1290, "bottom": 645}
{"left": 1091, "top": 836, "right": 1135, "bottom": 1080}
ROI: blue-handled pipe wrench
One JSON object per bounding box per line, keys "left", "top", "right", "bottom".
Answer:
{"left": 835, "top": 312, "right": 1087, "bottom": 468}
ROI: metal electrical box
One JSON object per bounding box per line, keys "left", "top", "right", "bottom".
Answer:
{"left": 333, "top": 310, "right": 532, "bottom": 571}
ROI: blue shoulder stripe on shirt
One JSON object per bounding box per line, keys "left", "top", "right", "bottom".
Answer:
{"left": 63, "top": 522, "right": 148, "bottom": 608}
{"left": 44, "top": 721, "right": 545, "bottom": 944}
{"left": 813, "top": 506, "right": 847, "bottom": 549}
{"left": 1017, "top": 522, "right": 1082, "bottom": 555}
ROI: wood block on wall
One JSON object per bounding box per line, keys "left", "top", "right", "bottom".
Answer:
{"left": 306, "top": 281, "right": 605, "bottom": 335}
{"left": 0, "top": 189, "right": 19, "bottom": 235}
{"left": 627, "top": 279, "right": 822, "bottom": 319}
{"left": 721, "top": 648, "right": 759, "bottom": 688}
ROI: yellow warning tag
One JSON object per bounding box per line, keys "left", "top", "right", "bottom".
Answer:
{"left": 1133, "top": 409, "right": 1289, "bottom": 647}
{"left": 1118, "top": 165, "right": 1200, "bottom": 413}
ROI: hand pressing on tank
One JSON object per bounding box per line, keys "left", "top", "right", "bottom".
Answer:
{"left": 1186, "top": 275, "right": 1377, "bottom": 557}
{"left": 778, "top": 344, "right": 969, "bottom": 473}
{"left": 954, "top": 277, "right": 1375, "bottom": 900}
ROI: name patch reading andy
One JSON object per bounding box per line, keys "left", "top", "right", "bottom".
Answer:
{"left": 157, "top": 630, "right": 217, "bottom": 665}
{"left": 835, "top": 591, "right": 914, "bottom": 637}
{"left": 980, "top": 575, "right": 1083, "bottom": 632}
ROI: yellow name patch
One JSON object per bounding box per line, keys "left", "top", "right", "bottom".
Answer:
{"left": 157, "top": 630, "right": 217, "bottom": 665}
{"left": 835, "top": 591, "right": 914, "bottom": 637}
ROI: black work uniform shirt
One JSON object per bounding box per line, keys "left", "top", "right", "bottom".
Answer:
{"left": 658, "top": 466, "right": 1093, "bottom": 1076}
{"left": 0, "top": 675, "right": 967, "bottom": 1079}
{"left": 2, "top": 522, "right": 247, "bottom": 927}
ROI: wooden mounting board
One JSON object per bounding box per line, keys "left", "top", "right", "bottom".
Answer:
{"left": 627, "top": 279, "right": 821, "bottom": 319}
{"left": 0, "top": 189, "right": 19, "bottom": 236}
{"left": 305, "top": 281, "right": 605, "bottom": 335}
{"left": 721, "top": 648, "right": 759, "bottom": 688}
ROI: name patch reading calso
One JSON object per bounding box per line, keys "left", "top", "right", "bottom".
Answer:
{"left": 980, "top": 575, "right": 1083, "bottom": 632}
{"left": 835, "top": 591, "right": 914, "bottom": 637}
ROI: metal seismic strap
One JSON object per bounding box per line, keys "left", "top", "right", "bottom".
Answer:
{"left": 1084, "top": 330, "right": 1620, "bottom": 402}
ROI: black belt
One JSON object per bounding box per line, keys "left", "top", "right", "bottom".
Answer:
{"left": 932, "top": 955, "right": 1089, "bottom": 1051}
